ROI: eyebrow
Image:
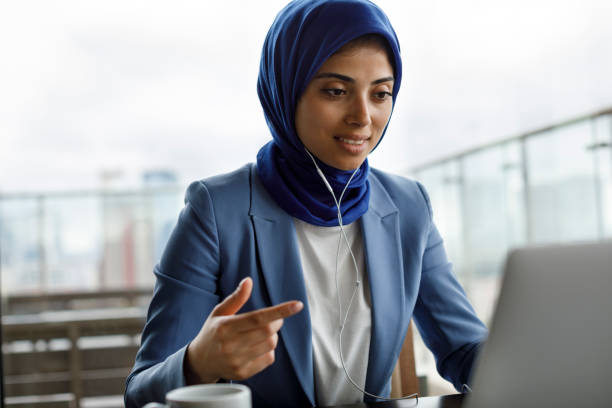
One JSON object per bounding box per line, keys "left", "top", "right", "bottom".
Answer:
{"left": 313, "top": 72, "right": 394, "bottom": 85}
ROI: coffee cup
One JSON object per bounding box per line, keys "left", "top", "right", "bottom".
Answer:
{"left": 143, "top": 383, "right": 251, "bottom": 408}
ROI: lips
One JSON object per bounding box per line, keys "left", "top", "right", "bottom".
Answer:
{"left": 334, "top": 135, "right": 370, "bottom": 144}
{"left": 338, "top": 137, "right": 365, "bottom": 145}
{"left": 334, "top": 134, "right": 371, "bottom": 154}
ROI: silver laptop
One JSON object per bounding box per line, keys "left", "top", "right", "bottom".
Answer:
{"left": 465, "top": 240, "right": 612, "bottom": 408}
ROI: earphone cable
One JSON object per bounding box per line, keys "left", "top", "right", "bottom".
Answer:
{"left": 305, "top": 148, "right": 418, "bottom": 403}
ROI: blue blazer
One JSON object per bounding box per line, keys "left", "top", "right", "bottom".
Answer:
{"left": 125, "top": 164, "right": 487, "bottom": 408}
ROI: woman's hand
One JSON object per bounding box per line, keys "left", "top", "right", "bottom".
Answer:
{"left": 184, "top": 277, "right": 303, "bottom": 384}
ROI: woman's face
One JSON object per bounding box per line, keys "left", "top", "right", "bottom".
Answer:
{"left": 295, "top": 44, "right": 394, "bottom": 171}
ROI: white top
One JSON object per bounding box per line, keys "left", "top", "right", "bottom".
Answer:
{"left": 293, "top": 218, "right": 372, "bottom": 406}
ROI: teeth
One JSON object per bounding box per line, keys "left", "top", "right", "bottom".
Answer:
{"left": 339, "top": 138, "right": 365, "bottom": 145}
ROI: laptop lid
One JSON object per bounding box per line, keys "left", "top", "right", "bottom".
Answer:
{"left": 465, "top": 240, "right": 612, "bottom": 408}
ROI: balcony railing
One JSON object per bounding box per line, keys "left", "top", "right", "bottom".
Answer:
{"left": 0, "top": 186, "right": 184, "bottom": 293}
{"left": 406, "top": 107, "right": 612, "bottom": 392}
{"left": 408, "top": 107, "right": 612, "bottom": 322}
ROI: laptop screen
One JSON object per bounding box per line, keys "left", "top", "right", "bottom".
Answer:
{"left": 465, "top": 240, "right": 612, "bottom": 408}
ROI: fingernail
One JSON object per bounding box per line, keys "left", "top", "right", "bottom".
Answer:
{"left": 291, "top": 301, "right": 303, "bottom": 313}
{"left": 236, "top": 278, "right": 246, "bottom": 291}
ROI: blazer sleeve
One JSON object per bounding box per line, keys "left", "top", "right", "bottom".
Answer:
{"left": 124, "top": 181, "right": 222, "bottom": 408}
{"left": 411, "top": 182, "right": 488, "bottom": 391}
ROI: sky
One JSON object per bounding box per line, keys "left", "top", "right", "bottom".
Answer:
{"left": 1, "top": 0, "right": 611, "bottom": 193}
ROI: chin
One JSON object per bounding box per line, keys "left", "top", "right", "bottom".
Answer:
{"left": 335, "top": 160, "right": 365, "bottom": 171}
{"left": 318, "top": 153, "right": 366, "bottom": 171}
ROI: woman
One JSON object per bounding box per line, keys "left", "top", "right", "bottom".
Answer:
{"left": 125, "top": 1, "right": 488, "bottom": 407}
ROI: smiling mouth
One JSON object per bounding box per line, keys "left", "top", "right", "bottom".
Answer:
{"left": 335, "top": 136, "right": 370, "bottom": 145}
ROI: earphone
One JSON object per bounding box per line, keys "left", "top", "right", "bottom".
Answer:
{"left": 305, "top": 148, "right": 419, "bottom": 403}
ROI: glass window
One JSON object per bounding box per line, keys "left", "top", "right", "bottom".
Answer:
{"left": 42, "top": 196, "right": 101, "bottom": 290}
{"left": 593, "top": 114, "right": 612, "bottom": 237}
{"left": 526, "top": 121, "right": 599, "bottom": 243}
{"left": 412, "top": 161, "right": 464, "bottom": 395}
{"left": 415, "top": 161, "right": 465, "bottom": 283}
{"left": 1, "top": 198, "right": 42, "bottom": 291}
{"left": 462, "top": 142, "right": 526, "bottom": 323}
{"left": 1, "top": 189, "right": 183, "bottom": 293}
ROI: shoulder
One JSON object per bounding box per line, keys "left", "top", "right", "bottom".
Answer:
{"left": 186, "top": 164, "right": 251, "bottom": 198}
{"left": 369, "top": 167, "right": 433, "bottom": 219}
{"left": 184, "top": 164, "right": 253, "bottom": 220}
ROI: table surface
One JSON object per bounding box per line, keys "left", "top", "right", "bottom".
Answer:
{"left": 327, "top": 393, "right": 465, "bottom": 408}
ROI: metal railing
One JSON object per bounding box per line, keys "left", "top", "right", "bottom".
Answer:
{"left": 406, "top": 107, "right": 612, "bottom": 393}
{"left": 0, "top": 186, "right": 184, "bottom": 293}
{"left": 408, "top": 107, "right": 612, "bottom": 321}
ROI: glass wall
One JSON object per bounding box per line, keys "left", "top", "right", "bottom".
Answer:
{"left": 0, "top": 188, "right": 184, "bottom": 293}
{"left": 526, "top": 121, "right": 600, "bottom": 243}
{"left": 0, "top": 199, "right": 41, "bottom": 291}
{"left": 461, "top": 142, "right": 527, "bottom": 323}
{"left": 410, "top": 110, "right": 612, "bottom": 394}
{"left": 593, "top": 115, "right": 612, "bottom": 236}
{"left": 417, "top": 162, "right": 465, "bottom": 285}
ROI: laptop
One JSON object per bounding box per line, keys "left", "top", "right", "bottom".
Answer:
{"left": 465, "top": 240, "right": 612, "bottom": 408}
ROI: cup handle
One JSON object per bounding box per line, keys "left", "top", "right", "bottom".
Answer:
{"left": 142, "top": 403, "right": 168, "bottom": 408}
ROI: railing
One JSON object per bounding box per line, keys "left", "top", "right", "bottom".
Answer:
{"left": 2, "top": 290, "right": 149, "bottom": 408}
{"left": 4, "top": 288, "right": 152, "bottom": 315}
{"left": 409, "top": 107, "right": 612, "bottom": 321}
{"left": 407, "top": 107, "right": 612, "bottom": 392}
{"left": 0, "top": 186, "right": 184, "bottom": 293}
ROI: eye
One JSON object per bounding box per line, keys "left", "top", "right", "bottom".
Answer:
{"left": 322, "top": 88, "right": 347, "bottom": 97}
{"left": 374, "top": 91, "right": 393, "bottom": 101}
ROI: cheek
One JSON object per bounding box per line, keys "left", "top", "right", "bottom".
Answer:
{"left": 303, "top": 104, "right": 337, "bottom": 137}
{"left": 296, "top": 103, "right": 315, "bottom": 143}
{"left": 373, "top": 106, "right": 392, "bottom": 132}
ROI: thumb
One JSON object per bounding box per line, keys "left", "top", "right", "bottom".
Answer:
{"left": 212, "top": 277, "right": 252, "bottom": 316}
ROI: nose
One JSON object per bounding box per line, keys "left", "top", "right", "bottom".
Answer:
{"left": 345, "top": 94, "right": 372, "bottom": 127}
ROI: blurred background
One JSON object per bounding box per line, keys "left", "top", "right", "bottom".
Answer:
{"left": 1, "top": 0, "right": 611, "bottom": 406}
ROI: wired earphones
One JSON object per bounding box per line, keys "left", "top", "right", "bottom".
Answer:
{"left": 305, "top": 148, "right": 419, "bottom": 403}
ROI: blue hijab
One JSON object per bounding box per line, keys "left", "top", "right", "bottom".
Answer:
{"left": 256, "top": 0, "right": 402, "bottom": 226}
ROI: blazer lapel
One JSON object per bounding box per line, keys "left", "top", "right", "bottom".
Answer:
{"left": 248, "top": 165, "right": 405, "bottom": 402}
{"left": 249, "top": 165, "right": 315, "bottom": 406}
{"left": 361, "top": 176, "right": 407, "bottom": 397}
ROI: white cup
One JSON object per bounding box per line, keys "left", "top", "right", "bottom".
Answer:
{"left": 143, "top": 383, "right": 251, "bottom": 408}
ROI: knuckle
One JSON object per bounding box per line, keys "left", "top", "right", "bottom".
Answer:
{"left": 263, "top": 324, "right": 276, "bottom": 336}
{"left": 235, "top": 367, "right": 249, "bottom": 380}
{"left": 268, "top": 319, "right": 283, "bottom": 334}
{"left": 266, "top": 350, "right": 275, "bottom": 365}
{"left": 229, "top": 360, "right": 242, "bottom": 375}
{"left": 254, "top": 313, "right": 266, "bottom": 326}
{"left": 265, "top": 336, "right": 276, "bottom": 350}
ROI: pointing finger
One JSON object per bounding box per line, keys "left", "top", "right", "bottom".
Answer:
{"left": 231, "top": 300, "right": 303, "bottom": 332}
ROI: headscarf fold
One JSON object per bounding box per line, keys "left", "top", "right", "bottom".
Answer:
{"left": 256, "top": 0, "right": 402, "bottom": 226}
